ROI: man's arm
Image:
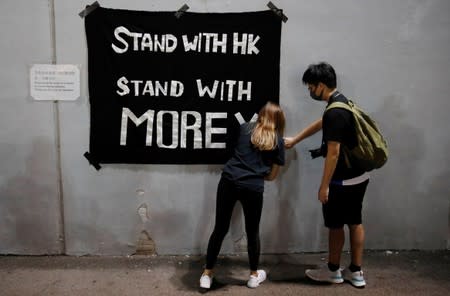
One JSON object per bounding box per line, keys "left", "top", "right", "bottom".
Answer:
{"left": 284, "top": 118, "right": 322, "bottom": 149}
{"left": 318, "top": 141, "right": 340, "bottom": 203}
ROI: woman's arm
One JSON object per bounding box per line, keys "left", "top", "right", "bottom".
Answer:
{"left": 265, "top": 164, "right": 281, "bottom": 181}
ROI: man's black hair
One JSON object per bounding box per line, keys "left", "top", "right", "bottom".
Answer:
{"left": 302, "top": 62, "right": 337, "bottom": 88}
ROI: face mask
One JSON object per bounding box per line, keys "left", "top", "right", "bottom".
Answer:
{"left": 309, "top": 87, "right": 323, "bottom": 101}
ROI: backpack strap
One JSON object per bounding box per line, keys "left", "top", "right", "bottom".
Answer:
{"left": 324, "top": 100, "right": 355, "bottom": 168}
{"left": 325, "top": 100, "right": 354, "bottom": 113}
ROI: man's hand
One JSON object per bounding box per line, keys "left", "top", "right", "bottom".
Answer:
{"left": 284, "top": 137, "right": 296, "bottom": 149}
{"left": 318, "top": 185, "right": 329, "bottom": 204}
{"left": 318, "top": 141, "right": 340, "bottom": 204}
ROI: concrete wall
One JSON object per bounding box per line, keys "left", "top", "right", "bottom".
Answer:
{"left": 0, "top": 0, "right": 62, "bottom": 254}
{"left": 0, "top": 0, "right": 449, "bottom": 255}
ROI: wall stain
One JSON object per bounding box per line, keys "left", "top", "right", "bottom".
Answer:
{"left": 135, "top": 230, "right": 156, "bottom": 255}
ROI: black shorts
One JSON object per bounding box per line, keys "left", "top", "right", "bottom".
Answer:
{"left": 322, "top": 180, "right": 369, "bottom": 229}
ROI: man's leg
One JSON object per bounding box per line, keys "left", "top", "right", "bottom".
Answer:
{"left": 324, "top": 184, "right": 345, "bottom": 269}
{"left": 342, "top": 180, "right": 368, "bottom": 288}
{"left": 342, "top": 223, "right": 366, "bottom": 288}
{"left": 328, "top": 227, "right": 345, "bottom": 267}
{"left": 349, "top": 224, "right": 365, "bottom": 267}
{"left": 346, "top": 180, "right": 368, "bottom": 270}
{"left": 305, "top": 185, "right": 344, "bottom": 284}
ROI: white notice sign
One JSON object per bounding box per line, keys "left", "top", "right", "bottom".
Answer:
{"left": 30, "top": 64, "right": 80, "bottom": 101}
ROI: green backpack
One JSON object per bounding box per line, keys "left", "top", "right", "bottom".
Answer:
{"left": 325, "top": 100, "right": 388, "bottom": 172}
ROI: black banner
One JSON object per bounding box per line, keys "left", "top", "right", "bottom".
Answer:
{"left": 85, "top": 7, "right": 281, "bottom": 164}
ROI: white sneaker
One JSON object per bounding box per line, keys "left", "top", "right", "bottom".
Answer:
{"left": 199, "top": 274, "right": 213, "bottom": 289}
{"left": 247, "top": 270, "right": 267, "bottom": 288}
{"left": 343, "top": 268, "right": 366, "bottom": 288}
{"left": 305, "top": 265, "right": 344, "bottom": 284}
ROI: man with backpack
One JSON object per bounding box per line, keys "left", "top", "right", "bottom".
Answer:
{"left": 285, "top": 62, "right": 380, "bottom": 288}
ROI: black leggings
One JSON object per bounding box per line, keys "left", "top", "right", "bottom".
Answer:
{"left": 205, "top": 177, "right": 264, "bottom": 271}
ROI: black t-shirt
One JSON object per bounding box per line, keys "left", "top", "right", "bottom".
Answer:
{"left": 322, "top": 92, "right": 365, "bottom": 180}
{"left": 222, "top": 122, "right": 285, "bottom": 192}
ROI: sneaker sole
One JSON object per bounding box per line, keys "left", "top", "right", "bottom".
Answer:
{"left": 305, "top": 272, "right": 344, "bottom": 284}
{"left": 347, "top": 279, "right": 366, "bottom": 289}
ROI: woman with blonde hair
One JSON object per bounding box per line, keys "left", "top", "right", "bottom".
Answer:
{"left": 200, "top": 101, "right": 286, "bottom": 290}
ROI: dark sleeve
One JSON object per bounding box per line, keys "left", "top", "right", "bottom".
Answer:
{"left": 273, "top": 136, "right": 285, "bottom": 165}
{"left": 323, "top": 109, "right": 348, "bottom": 143}
{"left": 225, "top": 123, "right": 241, "bottom": 158}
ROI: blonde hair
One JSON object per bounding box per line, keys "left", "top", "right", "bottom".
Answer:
{"left": 251, "top": 102, "right": 286, "bottom": 151}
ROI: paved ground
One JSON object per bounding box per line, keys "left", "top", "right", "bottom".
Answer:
{"left": 1, "top": 250, "right": 449, "bottom": 296}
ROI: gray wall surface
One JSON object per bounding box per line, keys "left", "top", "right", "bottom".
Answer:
{"left": 1, "top": 0, "right": 449, "bottom": 255}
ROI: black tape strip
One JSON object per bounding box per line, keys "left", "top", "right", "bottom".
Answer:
{"left": 79, "top": 1, "right": 100, "bottom": 18}
{"left": 174, "top": 4, "right": 189, "bottom": 18}
{"left": 267, "top": 1, "right": 288, "bottom": 23}
{"left": 84, "top": 152, "right": 102, "bottom": 171}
